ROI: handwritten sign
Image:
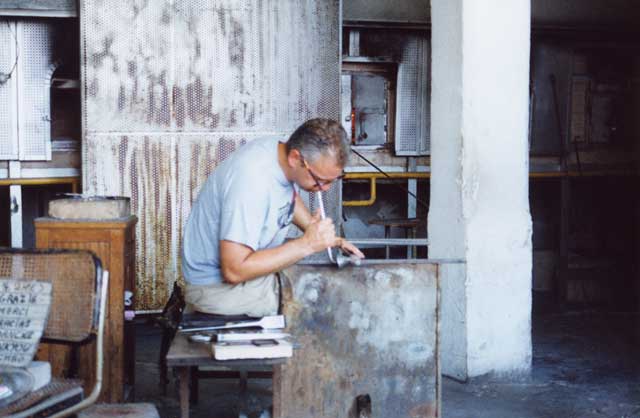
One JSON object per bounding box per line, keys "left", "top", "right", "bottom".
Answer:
{"left": 0, "top": 279, "right": 52, "bottom": 367}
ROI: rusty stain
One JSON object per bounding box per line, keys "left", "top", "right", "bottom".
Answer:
{"left": 90, "top": 36, "right": 116, "bottom": 70}
{"left": 146, "top": 71, "right": 171, "bottom": 127}
{"left": 194, "top": 38, "right": 201, "bottom": 59}
{"left": 186, "top": 77, "right": 203, "bottom": 124}
{"left": 88, "top": 78, "right": 98, "bottom": 97}
{"left": 173, "top": 86, "right": 185, "bottom": 128}
{"left": 228, "top": 18, "right": 245, "bottom": 68}
{"left": 117, "top": 85, "right": 125, "bottom": 111}
{"left": 217, "top": 7, "right": 226, "bottom": 33}
{"left": 127, "top": 60, "right": 136, "bottom": 77}
{"left": 131, "top": 1, "right": 149, "bottom": 20}
{"left": 205, "top": 86, "right": 214, "bottom": 118}
{"left": 128, "top": 61, "right": 138, "bottom": 105}
{"left": 157, "top": 72, "right": 170, "bottom": 126}
{"left": 161, "top": 7, "right": 171, "bottom": 25}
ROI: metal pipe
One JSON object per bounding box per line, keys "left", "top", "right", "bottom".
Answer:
{"left": 349, "top": 238, "right": 429, "bottom": 246}
{"left": 0, "top": 176, "right": 80, "bottom": 192}
{"left": 342, "top": 177, "right": 377, "bottom": 207}
{"left": 344, "top": 172, "right": 430, "bottom": 179}
{"left": 342, "top": 172, "right": 428, "bottom": 207}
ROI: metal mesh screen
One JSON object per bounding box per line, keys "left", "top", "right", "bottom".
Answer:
{"left": 0, "top": 19, "right": 18, "bottom": 159}
{"left": 83, "top": 1, "right": 340, "bottom": 134}
{"left": 17, "top": 20, "right": 55, "bottom": 160}
{"left": 395, "top": 36, "right": 430, "bottom": 156}
{"left": 358, "top": 31, "right": 431, "bottom": 155}
{"left": 82, "top": 0, "right": 340, "bottom": 309}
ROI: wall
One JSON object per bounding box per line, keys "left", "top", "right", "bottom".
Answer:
{"left": 430, "top": 0, "right": 532, "bottom": 379}
{"left": 462, "top": 1, "right": 532, "bottom": 377}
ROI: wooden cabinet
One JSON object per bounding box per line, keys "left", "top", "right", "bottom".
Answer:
{"left": 35, "top": 216, "right": 137, "bottom": 403}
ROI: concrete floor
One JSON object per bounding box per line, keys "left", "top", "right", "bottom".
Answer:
{"left": 133, "top": 311, "right": 640, "bottom": 418}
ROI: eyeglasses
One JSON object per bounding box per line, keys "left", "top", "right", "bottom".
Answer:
{"left": 301, "top": 156, "right": 345, "bottom": 188}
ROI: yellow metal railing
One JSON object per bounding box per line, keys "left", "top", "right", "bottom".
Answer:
{"left": 342, "top": 172, "right": 429, "bottom": 207}
{"left": 0, "top": 177, "right": 80, "bottom": 193}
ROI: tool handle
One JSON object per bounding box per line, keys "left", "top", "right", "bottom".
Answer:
{"left": 315, "top": 191, "right": 335, "bottom": 262}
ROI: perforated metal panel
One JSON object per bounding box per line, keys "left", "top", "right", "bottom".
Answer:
{"left": 83, "top": 1, "right": 340, "bottom": 134}
{"left": 17, "top": 20, "right": 55, "bottom": 160}
{"left": 0, "top": 20, "right": 18, "bottom": 159}
{"left": 356, "top": 31, "right": 431, "bottom": 155}
{"left": 395, "top": 36, "right": 430, "bottom": 156}
{"left": 82, "top": 0, "right": 341, "bottom": 309}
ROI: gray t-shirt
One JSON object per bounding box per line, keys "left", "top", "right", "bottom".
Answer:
{"left": 181, "top": 136, "right": 298, "bottom": 285}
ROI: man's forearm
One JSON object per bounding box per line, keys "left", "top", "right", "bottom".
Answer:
{"left": 292, "top": 194, "right": 313, "bottom": 231}
{"left": 220, "top": 237, "right": 315, "bottom": 284}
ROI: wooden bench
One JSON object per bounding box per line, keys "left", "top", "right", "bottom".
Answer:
{"left": 166, "top": 333, "right": 286, "bottom": 418}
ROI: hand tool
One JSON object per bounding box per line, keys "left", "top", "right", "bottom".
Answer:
{"left": 179, "top": 315, "right": 285, "bottom": 333}
{"left": 316, "top": 191, "right": 336, "bottom": 263}
{"left": 335, "top": 251, "right": 362, "bottom": 268}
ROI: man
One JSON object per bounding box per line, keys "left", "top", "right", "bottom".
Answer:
{"left": 181, "top": 118, "right": 364, "bottom": 317}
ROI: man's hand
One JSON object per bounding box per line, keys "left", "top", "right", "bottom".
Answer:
{"left": 301, "top": 210, "right": 339, "bottom": 253}
{"left": 337, "top": 238, "right": 365, "bottom": 259}
{"left": 301, "top": 210, "right": 365, "bottom": 260}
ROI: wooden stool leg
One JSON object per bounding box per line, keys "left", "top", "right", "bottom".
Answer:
{"left": 190, "top": 366, "right": 199, "bottom": 404}
{"left": 159, "top": 327, "right": 176, "bottom": 394}
{"left": 178, "top": 367, "right": 191, "bottom": 418}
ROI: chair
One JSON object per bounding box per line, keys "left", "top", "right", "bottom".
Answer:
{"left": 0, "top": 248, "right": 108, "bottom": 418}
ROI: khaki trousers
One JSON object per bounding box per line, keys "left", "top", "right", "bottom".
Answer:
{"left": 185, "top": 273, "right": 279, "bottom": 317}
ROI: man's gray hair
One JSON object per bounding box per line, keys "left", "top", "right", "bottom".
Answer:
{"left": 286, "top": 118, "right": 351, "bottom": 167}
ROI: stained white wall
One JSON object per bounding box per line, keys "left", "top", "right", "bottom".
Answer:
{"left": 430, "top": 0, "right": 532, "bottom": 378}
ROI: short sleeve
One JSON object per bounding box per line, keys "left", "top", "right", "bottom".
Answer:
{"left": 219, "top": 174, "right": 270, "bottom": 251}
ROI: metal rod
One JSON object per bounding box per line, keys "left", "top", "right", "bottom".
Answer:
{"left": 349, "top": 238, "right": 429, "bottom": 246}
{"left": 316, "top": 191, "right": 335, "bottom": 263}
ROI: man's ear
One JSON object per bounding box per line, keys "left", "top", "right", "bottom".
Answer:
{"left": 287, "top": 149, "right": 302, "bottom": 168}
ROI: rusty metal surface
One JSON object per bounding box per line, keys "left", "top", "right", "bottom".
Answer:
{"left": 81, "top": 1, "right": 340, "bottom": 309}
{"left": 274, "top": 263, "right": 440, "bottom": 418}
{"left": 85, "top": 132, "right": 255, "bottom": 308}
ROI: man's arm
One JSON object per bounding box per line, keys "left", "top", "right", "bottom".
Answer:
{"left": 220, "top": 212, "right": 337, "bottom": 284}
{"left": 292, "top": 193, "right": 313, "bottom": 231}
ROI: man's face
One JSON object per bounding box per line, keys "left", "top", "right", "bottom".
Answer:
{"left": 297, "top": 152, "right": 345, "bottom": 193}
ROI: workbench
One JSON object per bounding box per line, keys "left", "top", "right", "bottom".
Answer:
{"left": 166, "top": 333, "right": 286, "bottom": 418}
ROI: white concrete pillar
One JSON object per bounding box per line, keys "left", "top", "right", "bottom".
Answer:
{"left": 430, "top": 0, "right": 532, "bottom": 379}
